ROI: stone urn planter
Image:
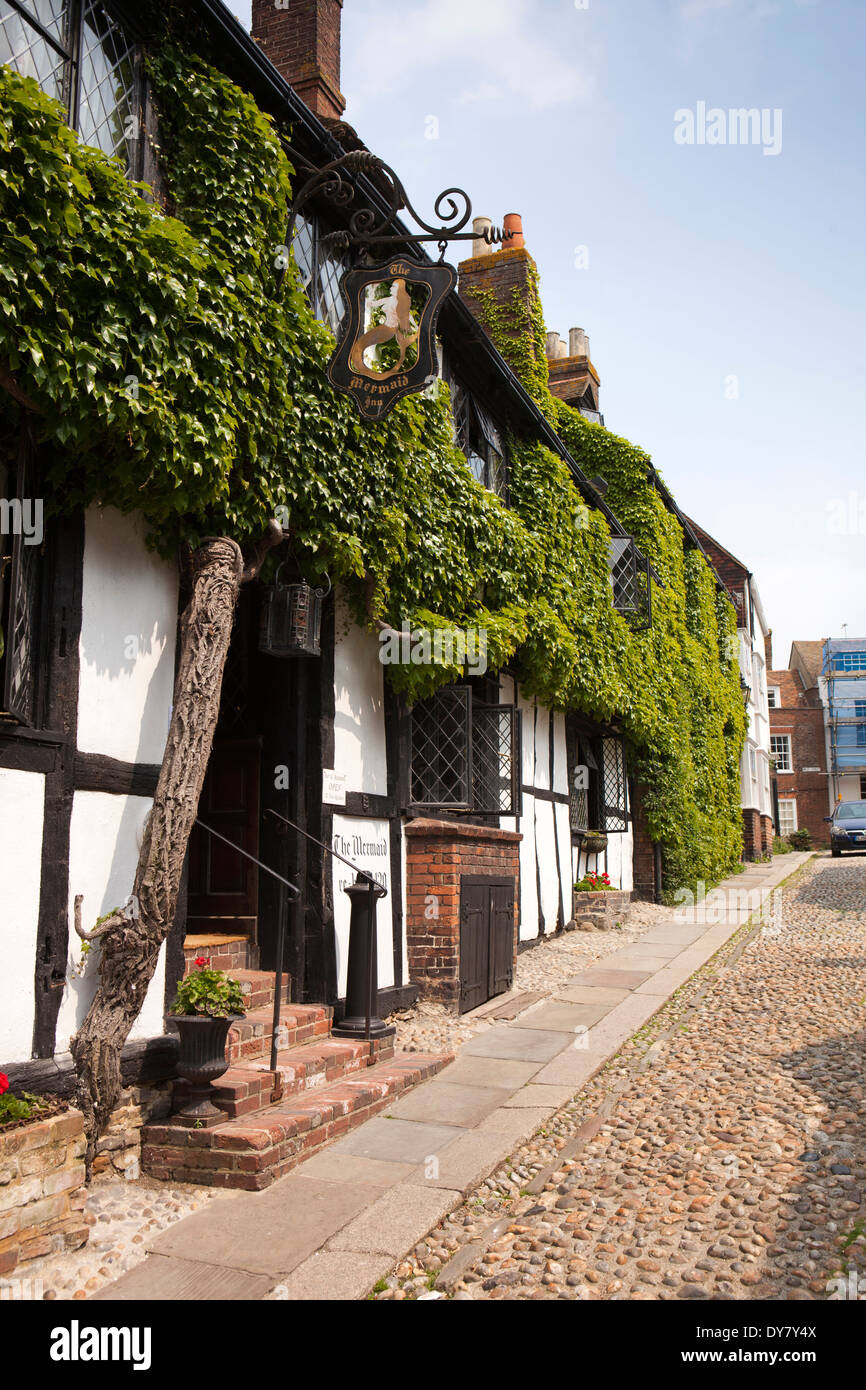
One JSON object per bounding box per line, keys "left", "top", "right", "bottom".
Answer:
{"left": 172, "top": 1015, "right": 240, "bottom": 1126}
{"left": 169, "top": 955, "right": 247, "bottom": 1126}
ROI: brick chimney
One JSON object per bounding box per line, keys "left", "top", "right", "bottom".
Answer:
{"left": 458, "top": 214, "right": 549, "bottom": 394}
{"left": 764, "top": 629, "right": 773, "bottom": 670}
{"left": 252, "top": 0, "right": 346, "bottom": 122}
{"left": 545, "top": 325, "right": 601, "bottom": 415}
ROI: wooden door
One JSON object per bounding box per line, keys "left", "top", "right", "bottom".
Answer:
{"left": 187, "top": 737, "right": 262, "bottom": 939}
{"left": 459, "top": 876, "right": 515, "bottom": 1014}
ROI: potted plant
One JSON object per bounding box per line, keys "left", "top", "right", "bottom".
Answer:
{"left": 580, "top": 829, "right": 608, "bottom": 855}
{"left": 169, "top": 957, "right": 247, "bottom": 1124}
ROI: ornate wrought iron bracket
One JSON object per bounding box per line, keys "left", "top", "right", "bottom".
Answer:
{"left": 280, "top": 146, "right": 513, "bottom": 270}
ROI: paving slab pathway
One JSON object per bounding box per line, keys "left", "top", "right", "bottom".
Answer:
{"left": 97, "top": 854, "right": 812, "bottom": 1302}
{"left": 377, "top": 852, "right": 866, "bottom": 1301}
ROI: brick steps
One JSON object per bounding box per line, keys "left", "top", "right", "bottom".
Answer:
{"left": 227, "top": 1003, "right": 332, "bottom": 1065}
{"left": 143, "top": 1052, "right": 452, "bottom": 1190}
{"left": 178, "top": 1034, "right": 395, "bottom": 1119}
{"left": 232, "top": 969, "right": 292, "bottom": 1012}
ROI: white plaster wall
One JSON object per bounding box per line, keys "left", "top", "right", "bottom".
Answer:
{"left": 533, "top": 798, "right": 561, "bottom": 931}
{"left": 332, "top": 595, "right": 387, "bottom": 797}
{"left": 517, "top": 790, "right": 538, "bottom": 941}
{"left": 554, "top": 801, "right": 574, "bottom": 906}
{"left": 56, "top": 792, "right": 166, "bottom": 1052}
{"left": 604, "top": 825, "right": 635, "bottom": 893}
{"left": 551, "top": 713, "right": 569, "bottom": 795}
{"left": 0, "top": 769, "right": 45, "bottom": 1062}
{"left": 533, "top": 706, "right": 551, "bottom": 791}
{"left": 77, "top": 507, "right": 177, "bottom": 765}
{"left": 330, "top": 815, "right": 394, "bottom": 998}
{"left": 519, "top": 689, "right": 539, "bottom": 789}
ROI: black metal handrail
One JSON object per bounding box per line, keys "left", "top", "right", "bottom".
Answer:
{"left": 194, "top": 819, "right": 298, "bottom": 1072}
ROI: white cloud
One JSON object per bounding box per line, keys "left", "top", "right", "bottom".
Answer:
{"left": 345, "top": 0, "right": 594, "bottom": 111}
{"left": 679, "top": 0, "right": 817, "bottom": 20}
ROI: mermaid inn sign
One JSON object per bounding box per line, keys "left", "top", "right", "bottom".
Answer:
{"left": 280, "top": 149, "right": 513, "bottom": 421}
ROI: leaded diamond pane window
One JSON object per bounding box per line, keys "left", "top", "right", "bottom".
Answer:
{"left": 0, "top": 0, "right": 141, "bottom": 177}
{"left": 566, "top": 728, "right": 628, "bottom": 834}
{"left": 1, "top": 444, "right": 42, "bottom": 727}
{"left": 609, "top": 536, "right": 652, "bottom": 631}
{"left": 77, "top": 0, "right": 137, "bottom": 167}
{"left": 291, "top": 213, "right": 348, "bottom": 337}
{"left": 0, "top": 1, "right": 68, "bottom": 102}
{"left": 410, "top": 687, "right": 519, "bottom": 815}
{"left": 449, "top": 379, "right": 508, "bottom": 500}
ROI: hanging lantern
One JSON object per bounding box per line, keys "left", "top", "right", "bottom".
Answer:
{"left": 259, "top": 568, "right": 330, "bottom": 658}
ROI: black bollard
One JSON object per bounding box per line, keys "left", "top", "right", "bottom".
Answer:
{"left": 331, "top": 874, "right": 396, "bottom": 1041}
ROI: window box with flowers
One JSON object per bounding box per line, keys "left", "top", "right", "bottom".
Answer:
{"left": 572, "top": 873, "right": 631, "bottom": 927}
{"left": 168, "top": 957, "right": 247, "bottom": 1126}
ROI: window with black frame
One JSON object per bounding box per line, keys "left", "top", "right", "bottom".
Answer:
{"left": 0, "top": 0, "right": 141, "bottom": 175}
{"left": 291, "top": 212, "right": 350, "bottom": 338}
{"left": 566, "top": 725, "right": 628, "bottom": 835}
{"left": 448, "top": 376, "right": 508, "bottom": 500}
{"left": 409, "top": 684, "right": 519, "bottom": 816}
{"left": 0, "top": 441, "right": 42, "bottom": 726}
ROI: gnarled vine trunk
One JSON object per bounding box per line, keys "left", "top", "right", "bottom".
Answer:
{"left": 70, "top": 531, "right": 277, "bottom": 1171}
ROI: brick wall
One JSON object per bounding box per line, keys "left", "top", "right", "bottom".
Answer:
{"left": 760, "top": 814, "right": 774, "bottom": 857}
{"left": 547, "top": 355, "right": 600, "bottom": 410}
{"left": 0, "top": 1109, "right": 88, "bottom": 1275}
{"left": 457, "top": 247, "right": 548, "bottom": 386}
{"left": 769, "top": 667, "right": 831, "bottom": 846}
{"left": 742, "top": 807, "right": 762, "bottom": 860}
{"left": 91, "top": 1082, "right": 173, "bottom": 1180}
{"left": 251, "top": 0, "right": 345, "bottom": 120}
{"left": 405, "top": 819, "right": 521, "bottom": 1008}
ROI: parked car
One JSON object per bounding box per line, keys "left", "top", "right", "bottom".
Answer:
{"left": 825, "top": 801, "right": 866, "bottom": 856}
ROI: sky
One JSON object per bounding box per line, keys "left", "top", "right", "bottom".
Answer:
{"left": 226, "top": 0, "right": 866, "bottom": 666}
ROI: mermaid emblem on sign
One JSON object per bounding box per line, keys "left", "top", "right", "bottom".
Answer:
{"left": 326, "top": 256, "right": 456, "bottom": 420}
{"left": 348, "top": 275, "right": 429, "bottom": 380}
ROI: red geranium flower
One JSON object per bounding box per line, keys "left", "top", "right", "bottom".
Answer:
{"left": 0, "top": 1073, "right": 8, "bottom": 1096}
{"left": 194, "top": 956, "right": 210, "bottom": 969}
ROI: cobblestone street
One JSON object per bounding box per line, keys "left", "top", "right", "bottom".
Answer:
{"left": 378, "top": 854, "right": 866, "bottom": 1301}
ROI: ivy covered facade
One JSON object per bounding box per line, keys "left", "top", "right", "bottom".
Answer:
{"left": 0, "top": 0, "right": 746, "bottom": 1079}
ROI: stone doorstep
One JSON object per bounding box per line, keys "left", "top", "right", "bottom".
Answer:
{"left": 226, "top": 1003, "right": 332, "bottom": 1064}
{"left": 142, "top": 1053, "right": 453, "bottom": 1191}
{"left": 175, "top": 1035, "right": 396, "bottom": 1119}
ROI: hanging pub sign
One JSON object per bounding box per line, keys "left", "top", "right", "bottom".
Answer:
{"left": 276, "top": 146, "right": 515, "bottom": 423}
{"left": 326, "top": 258, "right": 456, "bottom": 421}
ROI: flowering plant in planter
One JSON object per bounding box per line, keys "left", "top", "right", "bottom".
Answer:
{"left": 575, "top": 871, "right": 615, "bottom": 892}
{"left": 170, "top": 957, "right": 247, "bottom": 1019}
{"left": 0, "top": 1072, "right": 56, "bottom": 1127}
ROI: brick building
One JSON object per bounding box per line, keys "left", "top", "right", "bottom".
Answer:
{"left": 767, "top": 641, "right": 831, "bottom": 847}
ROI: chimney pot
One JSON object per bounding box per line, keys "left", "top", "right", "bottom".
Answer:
{"left": 569, "top": 327, "right": 589, "bottom": 358}
{"left": 545, "top": 331, "right": 561, "bottom": 360}
{"left": 503, "top": 212, "right": 525, "bottom": 250}
{"left": 472, "top": 216, "right": 493, "bottom": 260}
